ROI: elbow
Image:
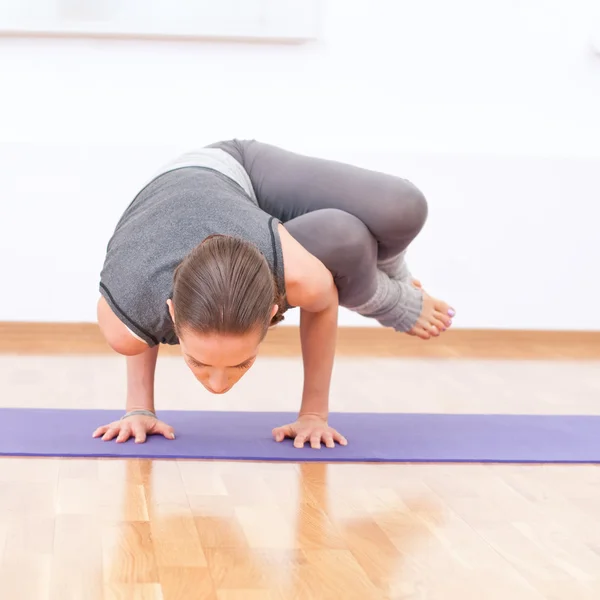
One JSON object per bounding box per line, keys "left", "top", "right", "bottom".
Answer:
{"left": 104, "top": 331, "right": 149, "bottom": 356}
{"left": 303, "top": 270, "right": 338, "bottom": 314}
{"left": 97, "top": 296, "right": 149, "bottom": 356}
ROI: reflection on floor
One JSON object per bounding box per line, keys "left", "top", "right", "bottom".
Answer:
{"left": 0, "top": 353, "right": 599, "bottom": 599}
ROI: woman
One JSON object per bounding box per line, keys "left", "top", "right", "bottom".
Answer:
{"left": 93, "top": 139, "right": 455, "bottom": 450}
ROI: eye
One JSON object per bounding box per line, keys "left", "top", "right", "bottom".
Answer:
{"left": 237, "top": 361, "right": 253, "bottom": 370}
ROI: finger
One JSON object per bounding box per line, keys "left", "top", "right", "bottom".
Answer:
{"left": 272, "top": 425, "right": 293, "bottom": 442}
{"left": 310, "top": 432, "right": 322, "bottom": 450}
{"left": 131, "top": 422, "right": 147, "bottom": 444}
{"left": 102, "top": 426, "right": 121, "bottom": 441}
{"left": 331, "top": 429, "right": 348, "bottom": 446}
{"left": 116, "top": 424, "right": 132, "bottom": 443}
{"left": 92, "top": 425, "right": 110, "bottom": 438}
{"left": 293, "top": 434, "right": 308, "bottom": 449}
{"left": 156, "top": 422, "right": 176, "bottom": 440}
{"left": 322, "top": 432, "right": 335, "bottom": 449}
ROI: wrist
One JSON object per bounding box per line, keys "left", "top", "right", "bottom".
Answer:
{"left": 126, "top": 399, "right": 155, "bottom": 413}
{"left": 298, "top": 411, "right": 328, "bottom": 422}
{"left": 121, "top": 408, "right": 156, "bottom": 420}
{"left": 299, "top": 394, "right": 329, "bottom": 420}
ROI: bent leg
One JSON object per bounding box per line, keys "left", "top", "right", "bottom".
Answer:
{"left": 210, "top": 140, "right": 456, "bottom": 335}
{"left": 211, "top": 139, "right": 428, "bottom": 263}
{"left": 284, "top": 209, "right": 423, "bottom": 331}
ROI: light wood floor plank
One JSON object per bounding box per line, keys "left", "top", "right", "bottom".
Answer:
{"left": 0, "top": 351, "right": 599, "bottom": 598}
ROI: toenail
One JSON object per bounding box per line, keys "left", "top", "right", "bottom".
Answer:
{"left": 448, "top": 309, "right": 455, "bottom": 317}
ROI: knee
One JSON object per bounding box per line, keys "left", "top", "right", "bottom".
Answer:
{"left": 385, "top": 179, "right": 428, "bottom": 237}
{"left": 286, "top": 209, "right": 378, "bottom": 307}
{"left": 285, "top": 208, "right": 377, "bottom": 275}
{"left": 318, "top": 209, "right": 377, "bottom": 267}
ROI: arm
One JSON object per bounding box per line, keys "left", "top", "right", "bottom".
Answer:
{"left": 297, "top": 279, "right": 338, "bottom": 421}
{"left": 98, "top": 295, "right": 157, "bottom": 412}
{"left": 97, "top": 296, "right": 150, "bottom": 356}
{"left": 95, "top": 296, "right": 174, "bottom": 442}
{"left": 278, "top": 225, "right": 339, "bottom": 421}
{"left": 126, "top": 345, "right": 159, "bottom": 414}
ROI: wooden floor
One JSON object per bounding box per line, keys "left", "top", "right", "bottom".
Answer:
{"left": 1, "top": 344, "right": 599, "bottom": 599}
{"left": 2, "top": 322, "right": 600, "bottom": 359}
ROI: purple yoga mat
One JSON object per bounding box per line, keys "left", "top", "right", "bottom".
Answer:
{"left": 0, "top": 408, "right": 598, "bottom": 463}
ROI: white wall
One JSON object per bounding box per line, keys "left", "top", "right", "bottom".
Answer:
{"left": 1, "top": 0, "right": 600, "bottom": 330}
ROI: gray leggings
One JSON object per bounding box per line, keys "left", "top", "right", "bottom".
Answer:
{"left": 210, "top": 139, "right": 427, "bottom": 320}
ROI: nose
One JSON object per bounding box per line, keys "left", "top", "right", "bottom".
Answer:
{"left": 207, "top": 373, "right": 229, "bottom": 394}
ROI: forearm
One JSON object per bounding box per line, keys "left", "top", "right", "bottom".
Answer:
{"left": 298, "top": 298, "right": 338, "bottom": 421}
{"left": 125, "top": 345, "right": 159, "bottom": 413}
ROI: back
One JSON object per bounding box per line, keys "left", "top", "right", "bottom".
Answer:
{"left": 99, "top": 167, "right": 285, "bottom": 347}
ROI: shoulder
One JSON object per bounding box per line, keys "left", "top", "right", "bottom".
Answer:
{"left": 97, "top": 296, "right": 151, "bottom": 355}
{"left": 277, "top": 224, "right": 337, "bottom": 312}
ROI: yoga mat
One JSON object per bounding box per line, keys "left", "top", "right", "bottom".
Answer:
{"left": 0, "top": 408, "right": 598, "bottom": 463}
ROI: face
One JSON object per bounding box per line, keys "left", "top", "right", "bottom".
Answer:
{"left": 167, "top": 299, "right": 275, "bottom": 395}
{"left": 178, "top": 328, "right": 262, "bottom": 394}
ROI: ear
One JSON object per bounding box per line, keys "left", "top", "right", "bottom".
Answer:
{"left": 167, "top": 298, "right": 175, "bottom": 322}
{"left": 271, "top": 304, "right": 279, "bottom": 318}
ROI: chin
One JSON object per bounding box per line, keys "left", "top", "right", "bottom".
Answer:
{"left": 205, "top": 386, "right": 231, "bottom": 395}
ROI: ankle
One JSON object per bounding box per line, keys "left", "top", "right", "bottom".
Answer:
{"left": 348, "top": 272, "right": 423, "bottom": 332}
{"left": 377, "top": 251, "right": 412, "bottom": 282}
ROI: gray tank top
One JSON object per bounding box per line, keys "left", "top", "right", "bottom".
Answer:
{"left": 99, "top": 149, "right": 285, "bottom": 347}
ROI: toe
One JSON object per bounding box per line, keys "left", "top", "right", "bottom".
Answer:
{"left": 434, "top": 300, "right": 455, "bottom": 319}
{"left": 431, "top": 315, "right": 447, "bottom": 332}
{"left": 413, "top": 326, "right": 431, "bottom": 340}
{"left": 434, "top": 311, "right": 452, "bottom": 328}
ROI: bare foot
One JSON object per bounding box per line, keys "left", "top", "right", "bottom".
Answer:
{"left": 408, "top": 290, "right": 455, "bottom": 340}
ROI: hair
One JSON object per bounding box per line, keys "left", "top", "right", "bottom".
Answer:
{"left": 171, "top": 235, "right": 285, "bottom": 339}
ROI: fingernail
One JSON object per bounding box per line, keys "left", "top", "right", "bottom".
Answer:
{"left": 170, "top": 433, "right": 175, "bottom": 439}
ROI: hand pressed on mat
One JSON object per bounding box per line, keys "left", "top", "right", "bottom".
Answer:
{"left": 92, "top": 414, "right": 175, "bottom": 444}
{"left": 272, "top": 414, "right": 348, "bottom": 449}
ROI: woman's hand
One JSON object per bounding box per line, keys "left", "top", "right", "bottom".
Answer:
{"left": 92, "top": 414, "right": 175, "bottom": 444}
{"left": 272, "top": 414, "right": 348, "bottom": 449}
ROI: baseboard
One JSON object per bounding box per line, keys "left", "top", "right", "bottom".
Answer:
{"left": 1, "top": 322, "right": 599, "bottom": 359}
